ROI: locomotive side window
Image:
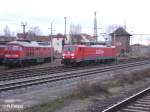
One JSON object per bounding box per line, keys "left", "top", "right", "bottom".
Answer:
{"left": 6, "top": 45, "right": 22, "bottom": 51}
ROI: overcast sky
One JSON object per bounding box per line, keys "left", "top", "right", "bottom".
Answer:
{"left": 0, "top": 0, "right": 150, "bottom": 44}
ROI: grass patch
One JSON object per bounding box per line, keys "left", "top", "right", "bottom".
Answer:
{"left": 24, "top": 94, "right": 81, "bottom": 112}
{"left": 24, "top": 97, "right": 68, "bottom": 112}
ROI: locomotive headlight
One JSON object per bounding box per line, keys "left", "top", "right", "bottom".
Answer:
{"left": 71, "top": 56, "right": 75, "bottom": 59}
{"left": 71, "top": 53, "right": 74, "bottom": 56}
{"left": 14, "top": 54, "right": 19, "bottom": 57}
{"left": 5, "top": 54, "right": 10, "bottom": 57}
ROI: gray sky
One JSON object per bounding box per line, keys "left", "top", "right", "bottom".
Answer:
{"left": 0, "top": 0, "right": 150, "bottom": 44}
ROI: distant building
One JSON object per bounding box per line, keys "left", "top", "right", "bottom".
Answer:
{"left": 131, "top": 44, "right": 150, "bottom": 56}
{"left": 17, "top": 33, "right": 28, "bottom": 40}
{"left": 17, "top": 33, "right": 95, "bottom": 54}
{"left": 17, "top": 33, "right": 49, "bottom": 41}
{"left": 0, "top": 36, "right": 16, "bottom": 42}
{"left": 81, "top": 33, "right": 96, "bottom": 42}
{"left": 52, "top": 33, "right": 95, "bottom": 53}
{"left": 109, "top": 27, "right": 132, "bottom": 55}
{"left": 52, "top": 33, "right": 66, "bottom": 53}
{"left": 69, "top": 33, "right": 95, "bottom": 44}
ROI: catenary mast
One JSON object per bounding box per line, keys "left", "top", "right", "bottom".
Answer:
{"left": 93, "top": 12, "right": 98, "bottom": 42}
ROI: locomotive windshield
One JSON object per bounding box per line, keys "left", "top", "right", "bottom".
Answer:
{"left": 63, "top": 46, "right": 76, "bottom": 51}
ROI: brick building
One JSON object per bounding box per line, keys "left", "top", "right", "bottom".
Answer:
{"left": 109, "top": 27, "right": 132, "bottom": 55}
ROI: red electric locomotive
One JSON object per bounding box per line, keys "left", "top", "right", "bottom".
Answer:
{"left": 4, "top": 40, "right": 54, "bottom": 67}
{"left": 61, "top": 44, "right": 117, "bottom": 65}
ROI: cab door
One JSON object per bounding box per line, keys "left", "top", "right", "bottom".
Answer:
{"left": 77, "top": 47, "right": 84, "bottom": 62}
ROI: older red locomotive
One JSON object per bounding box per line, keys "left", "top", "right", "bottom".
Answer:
{"left": 61, "top": 44, "right": 117, "bottom": 65}
{"left": 4, "top": 40, "right": 54, "bottom": 67}
{"left": 0, "top": 41, "right": 7, "bottom": 63}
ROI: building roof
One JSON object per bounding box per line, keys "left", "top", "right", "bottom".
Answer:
{"left": 53, "top": 33, "right": 66, "bottom": 38}
{"left": 131, "top": 44, "right": 146, "bottom": 47}
{"left": 17, "top": 33, "right": 67, "bottom": 41}
{"left": 109, "top": 27, "right": 132, "bottom": 36}
{"left": 81, "top": 33, "right": 93, "bottom": 38}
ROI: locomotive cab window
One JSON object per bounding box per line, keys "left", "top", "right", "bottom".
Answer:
{"left": 63, "top": 46, "right": 76, "bottom": 51}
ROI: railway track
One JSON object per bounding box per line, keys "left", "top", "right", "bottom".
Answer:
{"left": 0, "top": 64, "right": 107, "bottom": 81}
{"left": 102, "top": 87, "right": 150, "bottom": 112}
{"left": 0, "top": 62, "right": 127, "bottom": 81}
{"left": 0, "top": 58, "right": 150, "bottom": 81}
{"left": 0, "top": 60, "right": 150, "bottom": 92}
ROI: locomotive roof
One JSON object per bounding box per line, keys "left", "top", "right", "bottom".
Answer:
{"left": 7, "top": 40, "right": 52, "bottom": 47}
{"left": 66, "top": 44, "right": 85, "bottom": 47}
{"left": 91, "top": 45, "right": 115, "bottom": 48}
{"left": 64, "top": 44, "right": 115, "bottom": 48}
{"left": 0, "top": 41, "right": 7, "bottom": 47}
{"left": 0, "top": 45, "right": 5, "bottom": 47}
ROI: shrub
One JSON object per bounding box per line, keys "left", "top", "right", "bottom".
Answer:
{"left": 74, "top": 80, "right": 109, "bottom": 98}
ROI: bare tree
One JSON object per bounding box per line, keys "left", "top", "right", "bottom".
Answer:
{"left": 3, "top": 25, "right": 11, "bottom": 37}
{"left": 69, "top": 23, "right": 82, "bottom": 35}
{"left": 28, "top": 26, "right": 42, "bottom": 36}
{"left": 69, "top": 23, "right": 75, "bottom": 35}
{"left": 69, "top": 23, "right": 83, "bottom": 44}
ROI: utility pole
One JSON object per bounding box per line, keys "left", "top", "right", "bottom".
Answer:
{"left": 64, "top": 17, "right": 67, "bottom": 36}
{"left": 62, "top": 17, "right": 67, "bottom": 48}
{"left": 113, "top": 33, "right": 116, "bottom": 46}
{"left": 49, "top": 21, "right": 55, "bottom": 63}
{"left": 21, "top": 22, "right": 27, "bottom": 39}
{"left": 94, "top": 12, "right": 98, "bottom": 42}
